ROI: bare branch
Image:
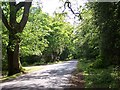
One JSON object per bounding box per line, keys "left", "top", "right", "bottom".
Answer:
{"left": 69, "top": 7, "right": 75, "bottom": 14}
{"left": 63, "top": 0, "right": 82, "bottom": 20}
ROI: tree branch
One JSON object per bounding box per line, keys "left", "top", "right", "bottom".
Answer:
{"left": 16, "top": 2, "right": 25, "bottom": 12}
{"left": 9, "top": 2, "right": 16, "bottom": 6}
{"left": 63, "top": 0, "right": 82, "bottom": 20}
{"left": 9, "top": 2, "right": 17, "bottom": 28}
{"left": 69, "top": 7, "right": 75, "bottom": 14}
{"left": 19, "top": 1, "right": 32, "bottom": 32}
{"left": 0, "top": 7, "right": 11, "bottom": 31}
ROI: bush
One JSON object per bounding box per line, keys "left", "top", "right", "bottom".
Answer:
{"left": 92, "top": 59, "right": 105, "bottom": 68}
{"left": 21, "top": 55, "right": 43, "bottom": 66}
{"left": 77, "top": 59, "right": 117, "bottom": 88}
{"left": 22, "top": 62, "right": 28, "bottom": 66}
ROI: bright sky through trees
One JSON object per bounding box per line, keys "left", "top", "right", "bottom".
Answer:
{"left": 11, "top": 0, "right": 87, "bottom": 24}
{"left": 32, "top": 0, "right": 87, "bottom": 24}
{"left": 2, "top": 0, "right": 87, "bottom": 24}
{"left": 32, "top": 0, "right": 87, "bottom": 14}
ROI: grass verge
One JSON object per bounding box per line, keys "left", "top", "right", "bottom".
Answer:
{"left": 77, "top": 58, "right": 119, "bottom": 88}
{"left": 0, "top": 66, "right": 43, "bottom": 82}
{"left": 1, "top": 60, "right": 66, "bottom": 82}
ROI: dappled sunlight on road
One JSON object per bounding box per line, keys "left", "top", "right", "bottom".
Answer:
{"left": 1, "top": 60, "right": 78, "bottom": 90}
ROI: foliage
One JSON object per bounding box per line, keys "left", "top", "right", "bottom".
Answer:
{"left": 2, "top": 7, "right": 74, "bottom": 75}
{"left": 75, "top": 2, "right": 120, "bottom": 88}
{"left": 2, "top": 24, "right": 8, "bottom": 71}
{"left": 77, "top": 59, "right": 119, "bottom": 88}
{"left": 75, "top": 2, "right": 120, "bottom": 68}
{"left": 42, "top": 13, "right": 74, "bottom": 62}
{"left": 74, "top": 4, "right": 100, "bottom": 61}
{"left": 91, "top": 2, "right": 120, "bottom": 66}
{"left": 20, "top": 8, "right": 50, "bottom": 56}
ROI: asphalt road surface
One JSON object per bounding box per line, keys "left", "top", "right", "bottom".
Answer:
{"left": 0, "top": 60, "right": 78, "bottom": 90}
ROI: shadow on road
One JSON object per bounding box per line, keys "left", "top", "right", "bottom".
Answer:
{"left": 1, "top": 60, "right": 78, "bottom": 90}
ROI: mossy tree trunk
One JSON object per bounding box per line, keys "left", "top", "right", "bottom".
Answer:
{"left": 7, "top": 32, "right": 22, "bottom": 76}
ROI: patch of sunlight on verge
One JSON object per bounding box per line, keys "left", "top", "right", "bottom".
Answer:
{"left": 0, "top": 60, "right": 66, "bottom": 82}
{"left": 23, "top": 66, "right": 44, "bottom": 73}
{"left": 0, "top": 66, "right": 44, "bottom": 82}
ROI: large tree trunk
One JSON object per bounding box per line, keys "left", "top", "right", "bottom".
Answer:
{"left": 0, "top": 1, "right": 32, "bottom": 76}
{"left": 7, "top": 33, "right": 22, "bottom": 76}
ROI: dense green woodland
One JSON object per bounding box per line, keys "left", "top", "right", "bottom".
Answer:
{"left": 1, "top": 1, "right": 120, "bottom": 88}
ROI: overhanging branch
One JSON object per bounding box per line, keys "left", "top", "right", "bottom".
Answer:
{"left": 63, "top": 0, "right": 82, "bottom": 20}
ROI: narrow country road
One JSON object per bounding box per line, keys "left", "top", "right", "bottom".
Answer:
{"left": 1, "top": 60, "right": 78, "bottom": 90}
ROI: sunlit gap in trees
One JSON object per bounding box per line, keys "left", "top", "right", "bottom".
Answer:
{"left": 55, "top": 0, "right": 88, "bottom": 25}
{"left": 31, "top": 0, "right": 88, "bottom": 35}
{"left": 19, "top": 0, "right": 87, "bottom": 25}
{"left": 10, "top": 0, "right": 87, "bottom": 25}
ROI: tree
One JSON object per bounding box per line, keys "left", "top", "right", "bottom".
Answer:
{"left": 92, "top": 2, "right": 120, "bottom": 67}
{"left": 0, "top": 1, "right": 32, "bottom": 76}
{"left": 74, "top": 5, "right": 99, "bottom": 60}
{"left": 43, "top": 13, "right": 74, "bottom": 62}
{"left": 20, "top": 7, "right": 50, "bottom": 57}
